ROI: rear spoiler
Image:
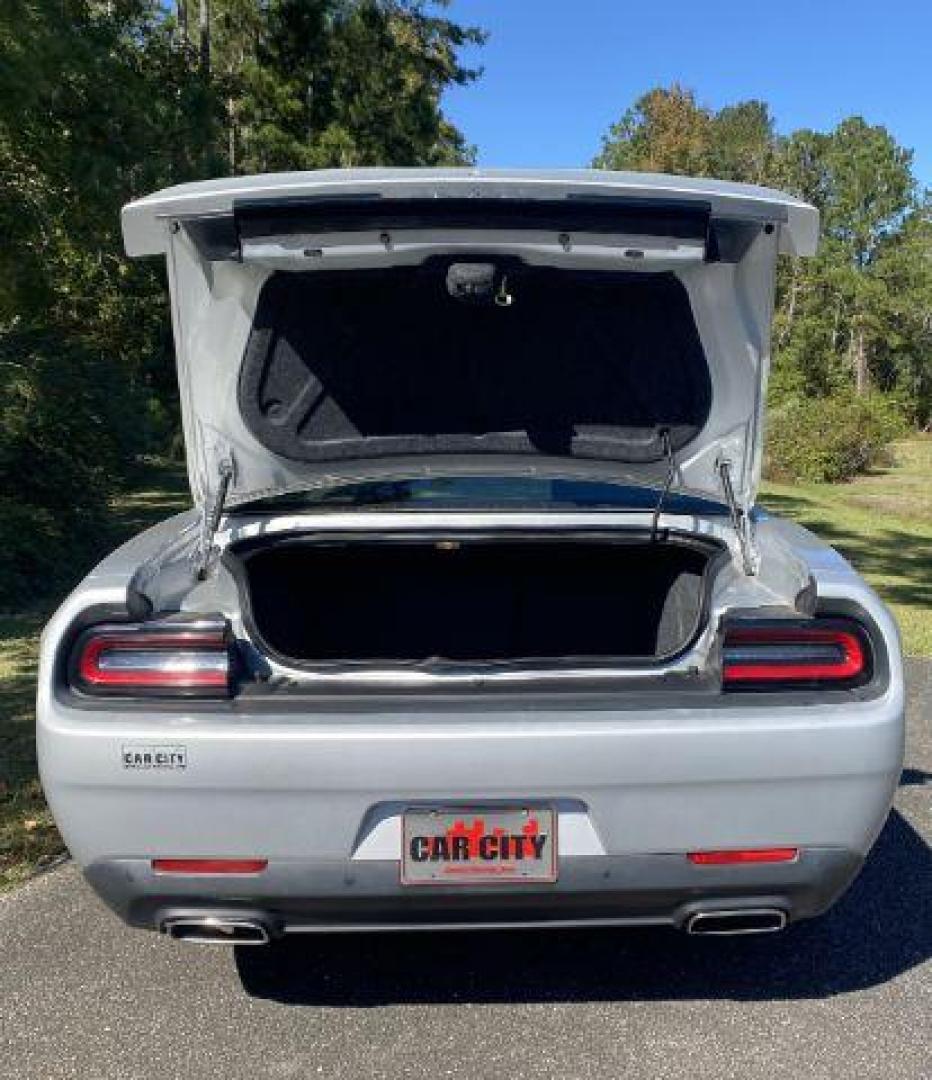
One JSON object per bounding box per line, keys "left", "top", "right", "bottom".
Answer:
{"left": 180, "top": 195, "right": 772, "bottom": 265}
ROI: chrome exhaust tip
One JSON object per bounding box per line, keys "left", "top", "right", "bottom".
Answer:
{"left": 160, "top": 916, "right": 271, "bottom": 945}
{"left": 686, "top": 908, "right": 787, "bottom": 936}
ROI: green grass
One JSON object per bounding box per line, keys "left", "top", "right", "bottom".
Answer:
{"left": 2, "top": 443, "right": 930, "bottom": 890}
{"left": 0, "top": 461, "right": 190, "bottom": 891}
{"left": 761, "top": 436, "right": 932, "bottom": 657}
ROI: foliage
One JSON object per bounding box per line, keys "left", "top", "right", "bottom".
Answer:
{"left": 0, "top": 612, "right": 62, "bottom": 891}
{"left": 212, "top": 0, "right": 484, "bottom": 172}
{"left": 593, "top": 85, "right": 714, "bottom": 176}
{"left": 0, "top": 464, "right": 191, "bottom": 890}
{"left": 0, "top": 328, "right": 161, "bottom": 603}
{"left": 594, "top": 86, "right": 777, "bottom": 184}
{"left": 595, "top": 85, "right": 932, "bottom": 442}
{"left": 0, "top": 0, "right": 481, "bottom": 607}
{"left": 764, "top": 391, "right": 907, "bottom": 483}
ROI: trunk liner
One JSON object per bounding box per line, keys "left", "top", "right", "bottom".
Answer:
{"left": 238, "top": 268, "right": 712, "bottom": 467}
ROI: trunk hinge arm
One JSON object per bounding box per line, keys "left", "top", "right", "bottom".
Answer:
{"left": 717, "top": 457, "right": 758, "bottom": 576}
{"left": 196, "top": 458, "right": 234, "bottom": 579}
{"left": 650, "top": 427, "right": 676, "bottom": 542}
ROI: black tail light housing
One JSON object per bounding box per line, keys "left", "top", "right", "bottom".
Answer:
{"left": 722, "top": 618, "right": 872, "bottom": 690}
{"left": 70, "top": 617, "right": 235, "bottom": 698}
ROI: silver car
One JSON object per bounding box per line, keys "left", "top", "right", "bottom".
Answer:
{"left": 37, "top": 169, "right": 904, "bottom": 944}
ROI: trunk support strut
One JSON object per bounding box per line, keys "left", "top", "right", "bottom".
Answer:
{"left": 196, "top": 459, "right": 234, "bottom": 579}
{"left": 650, "top": 428, "right": 675, "bottom": 542}
{"left": 718, "top": 458, "right": 757, "bottom": 576}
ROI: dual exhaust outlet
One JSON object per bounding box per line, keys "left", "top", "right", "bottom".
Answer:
{"left": 686, "top": 908, "right": 787, "bottom": 936}
{"left": 160, "top": 907, "right": 788, "bottom": 944}
{"left": 161, "top": 916, "right": 272, "bottom": 945}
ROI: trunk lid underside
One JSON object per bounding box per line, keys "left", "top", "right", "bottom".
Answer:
{"left": 122, "top": 170, "right": 818, "bottom": 517}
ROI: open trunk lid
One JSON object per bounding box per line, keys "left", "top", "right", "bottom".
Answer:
{"left": 122, "top": 169, "right": 818, "bottom": 528}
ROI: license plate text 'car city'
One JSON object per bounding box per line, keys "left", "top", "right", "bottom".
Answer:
{"left": 401, "top": 808, "right": 557, "bottom": 885}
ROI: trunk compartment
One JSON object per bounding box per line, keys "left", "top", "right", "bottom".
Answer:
{"left": 228, "top": 533, "right": 723, "bottom": 669}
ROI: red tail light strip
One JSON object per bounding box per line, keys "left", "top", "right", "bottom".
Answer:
{"left": 723, "top": 625, "right": 866, "bottom": 684}
{"left": 688, "top": 848, "right": 799, "bottom": 865}
{"left": 152, "top": 859, "right": 268, "bottom": 875}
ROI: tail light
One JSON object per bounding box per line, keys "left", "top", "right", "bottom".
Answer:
{"left": 688, "top": 847, "right": 798, "bottom": 865}
{"left": 722, "top": 619, "right": 869, "bottom": 689}
{"left": 152, "top": 859, "right": 267, "bottom": 874}
{"left": 71, "top": 618, "right": 234, "bottom": 698}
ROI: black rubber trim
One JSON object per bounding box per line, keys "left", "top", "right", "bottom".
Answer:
{"left": 233, "top": 195, "right": 713, "bottom": 243}
{"left": 85, "top": 848, "right": 862, "bottom": 931}
{"left": 180, "top": 199, "right": 779, "bottom": 265}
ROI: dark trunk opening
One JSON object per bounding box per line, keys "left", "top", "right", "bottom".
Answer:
{"left": 231, "top": 536, "right": 717, "bottom": 667}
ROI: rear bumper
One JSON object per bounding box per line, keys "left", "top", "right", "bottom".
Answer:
{"left": 86, "top": 849, "right": 864, "bottom": 934}
{"left": 39, "top": 678, "right": 904, "bottom": 933}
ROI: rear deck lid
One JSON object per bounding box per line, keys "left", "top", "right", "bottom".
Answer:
{"left": 122, "top": 169, "right": 818, "bottom": 516}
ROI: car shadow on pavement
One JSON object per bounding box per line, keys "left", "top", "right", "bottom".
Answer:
{"left": 236, "top": 807, "right": 932, "bottom": 1006}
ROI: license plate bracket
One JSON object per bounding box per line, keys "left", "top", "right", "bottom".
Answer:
{"left": 401, "top": 806, "right": 558, "bottom": 886}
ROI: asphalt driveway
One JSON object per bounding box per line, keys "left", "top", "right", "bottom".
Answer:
{"left": 1, "top": 661, "right": 929, "bottom": 1080}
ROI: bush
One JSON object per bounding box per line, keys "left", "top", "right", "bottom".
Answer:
{"left": 764, "top": 391, "right": 907, "bottom": 484}
{"left": 0, "top": 328, "right": 157, "bottom": 606}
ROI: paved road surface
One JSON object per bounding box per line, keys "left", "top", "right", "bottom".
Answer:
{"left": 1, "top": 662, "right": 929, "bottom": 1080}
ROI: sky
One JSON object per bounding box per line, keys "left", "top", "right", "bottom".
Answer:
{"left": 442, "top": 0, "right": 932, "bottom": 187}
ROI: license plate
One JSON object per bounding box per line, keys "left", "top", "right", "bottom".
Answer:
{"left": 401, "top": 807, "right": 557, "bottom": 885}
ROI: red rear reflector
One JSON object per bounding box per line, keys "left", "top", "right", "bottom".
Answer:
{"left": 688, "top": 848, "right": 798, "bottom": 865}
{"left": 73, "top": 622, "right": 232, "bottom": 696}
{"left": 152, "top": 859, "right": 268, "bottom": 875}
{"left": 723, "top": 623, "right": 866, "bottom": 686}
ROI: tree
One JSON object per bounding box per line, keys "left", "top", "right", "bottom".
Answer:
{"left": 208, "top": 0, "right": 484, "bottom": 173}
{"left": 593, "top": 85, "right": 713, "bottom": 175}
{"left": 709, "top": 100, "right": 775, "bottom": 184}
{"left": 774, "top": 118, "right": 917, "bottom": 396}
{"left": 820, "top": 118, "right": 914, "bottom": 269}
{"left": 863, "top": 202, "right": 932, "bottom": 421}
{"left": 0, "top": 0, "right": 485, "bottom": 603}
{"left": 594, "top": 88, "right": 930, "bottom": 413}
